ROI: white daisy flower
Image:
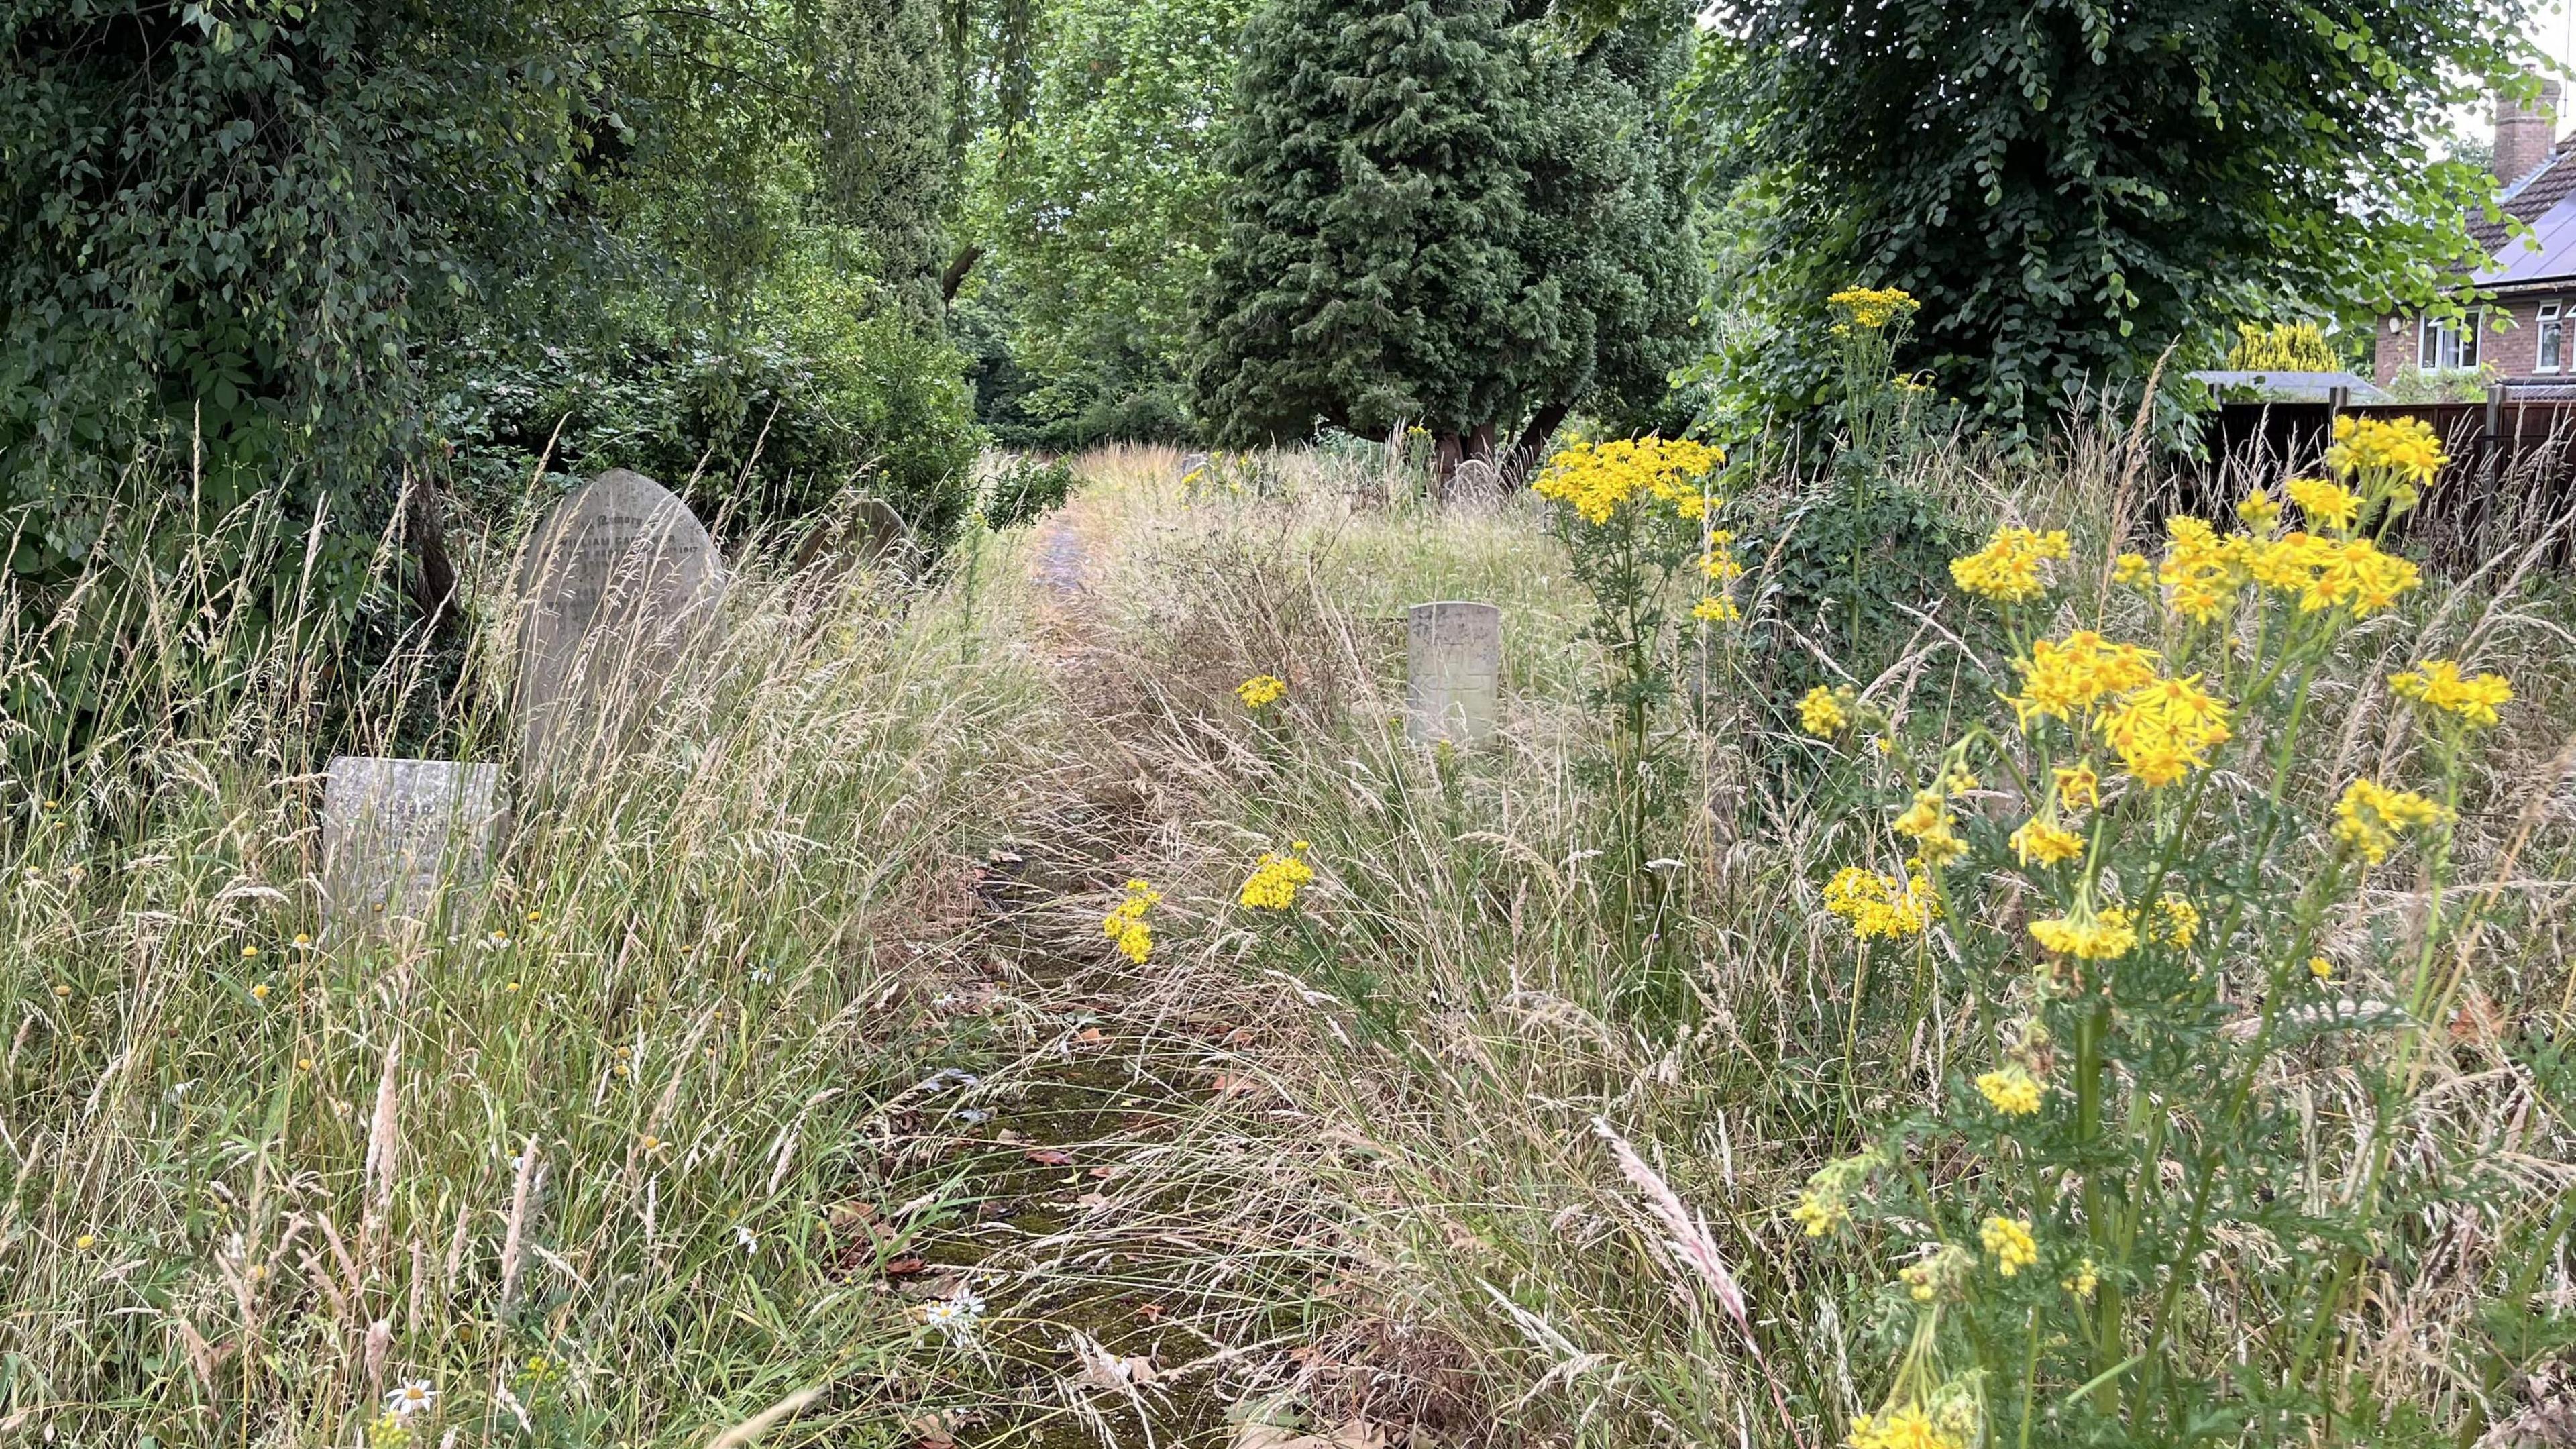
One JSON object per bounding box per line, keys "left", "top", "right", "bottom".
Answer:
{"left": 384, "top": 1379, "right": 436, "bottom": 1418}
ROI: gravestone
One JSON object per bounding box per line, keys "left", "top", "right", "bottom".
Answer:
{"left": 1179, "top": 451, "right": 1211, "bottom": 483}
{"left": 851, "top": 497, "right": 914, "bottom": 564}
{"left": 321, "top": 758, "right": 507, "bottom": 932}
{"left": 511, "top": 469, "right": 724, "bottom": 778}
{"left": 788, "top": 496, "right": 913, "bottom": 577}
{"left": 1444, "top": 458, "right": 1503, "bottom": 506}
{"left": 1405, "top": 602, "right": 1503, "bottom": 747}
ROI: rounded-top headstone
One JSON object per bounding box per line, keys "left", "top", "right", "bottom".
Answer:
{"left": 1180, "top": 451, "right": 1212, "bottom": 482}
{"left": 1445, "top": 458, "right": 1503, "bottom": 505}
{"left": 510, "top": 469, "right": 724, "bottom": 779}
{"left": 1405, "top": 601, "right": 1503, "bottom": 747}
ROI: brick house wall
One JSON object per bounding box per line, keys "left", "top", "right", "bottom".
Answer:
{"left": 2375, "top": 294, "right": 2571, "bottom": 385}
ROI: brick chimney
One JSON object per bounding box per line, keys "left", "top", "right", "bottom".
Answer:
{"left": 2497, "top": 77, "right": 2563, "bottom": 185}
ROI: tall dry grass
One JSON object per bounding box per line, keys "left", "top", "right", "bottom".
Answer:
{"left": 1049, "top": 436, "right": 2576, "bottom": 1446}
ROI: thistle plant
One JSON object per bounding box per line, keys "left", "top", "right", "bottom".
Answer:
{"left": 1532, "top": 436, "right": 1735, "bottom": 891}
{"left": 1796, "top": 417, "right": 2531, "bottom": 1444}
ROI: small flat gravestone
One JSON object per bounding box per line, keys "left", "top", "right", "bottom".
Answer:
{"left": 511, "top": 469, "right": 724, "bottom": 779}
{"left": 321, "top": 757, "right": 507, "bottom": 932}
{"left": 1405, "top": 601, "right": 1502, "bottom": 747}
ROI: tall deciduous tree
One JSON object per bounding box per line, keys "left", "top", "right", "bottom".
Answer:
{"left": 1190, "top": 0, "right": 1700, "bottom": 476}
{"left": 966, "top": 0, "right": 1254, "bottom": 444}
{"left": 1704, "top": 0, "right": 2534, "bottom": 437}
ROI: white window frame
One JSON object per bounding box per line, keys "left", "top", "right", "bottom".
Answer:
{"left": 2419, "top": 309, "right": 2483, "bottom": 371}
{"left": 2540, "top": 301, "right": 2565, "bottom": 373}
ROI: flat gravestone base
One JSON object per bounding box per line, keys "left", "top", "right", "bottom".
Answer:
{"left": 321, "top": 758, "right": 507, "bottom": 934}
{"left": 1405, "top": 601, "right": 1502, "bottom": 747}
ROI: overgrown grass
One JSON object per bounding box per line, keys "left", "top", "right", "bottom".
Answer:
{"left": 6, "top": 434, "right": 2570, "bottom": 1447}
{"left": 1057, "top": 439, "right": 2576, "bottom": 1446}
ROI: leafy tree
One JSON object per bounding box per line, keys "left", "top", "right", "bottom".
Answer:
{"left": 1191, "top": 0, "right": 1700, "bottom": 476}
{"left": 964, "top": 0, "right": 1252, "bottom": 445}
{"left": 1, "top": 3, "right": 598, "bottom": 601}
{"left": 1701, "top": 0, "right": 2534, "bottom": 439}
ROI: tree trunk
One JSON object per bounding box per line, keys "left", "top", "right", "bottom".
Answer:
{"left": 941, "top": 244, "right": 983, "bottom": 303}
{"left": 406, "top": 476, "right": 462, "bottom": 647}
{"left": 1432, "top": 430, "right": 1465, "bottom": 498}
{"left": 1501, "top": 399, "right": 1570, "bottom": 489}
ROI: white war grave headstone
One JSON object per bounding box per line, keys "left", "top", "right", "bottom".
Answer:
{"left": 511, "top": 468, "right": 724, "bottom": 780}
{"left": 320, "top": 757, "right": 507, "bottom": 933}
{"left": 1405, "top": 601, "right": 1502, "bottom": 747}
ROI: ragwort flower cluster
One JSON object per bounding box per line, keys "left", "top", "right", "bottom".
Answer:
{"left": 1786, "top": 455, "right": 2510, "bottom": 1443}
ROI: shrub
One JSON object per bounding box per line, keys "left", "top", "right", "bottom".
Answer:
{"left": 2224, "top": 321, "right": 2345, "bottom": 372}
{"left": 435, "top": 307, "right": 979, "bottom": 548}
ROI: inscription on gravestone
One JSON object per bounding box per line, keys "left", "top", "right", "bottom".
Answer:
{"left": 1405, "top": 601, "right": 1503, "bottom": 747}
{"left": 511, "top": 468, "right": 724, "bottom": 777}
{"left": 321, "top": 757, "right": 507, "bottom": 930}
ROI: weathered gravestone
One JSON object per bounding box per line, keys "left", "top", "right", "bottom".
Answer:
{"left": 321, "top": 757, "right": 507, "bottom": 932}
{"left": 850, "top": 497, "right": 914, "bottom": 564}
{"left": 1405, "top": 601, "right": 1503, "bottom": 747}
{"left": 511, "top": 469, "right": 724, "bottom": 779}
{"left": 788, "top": 496, "right": 914, "bottom": 576}
{"left": 1179, "top": 451, "right": 1212, "bottom": 483}
{"left": 1443, "top": 458, "right": 1503, "bottom": 506}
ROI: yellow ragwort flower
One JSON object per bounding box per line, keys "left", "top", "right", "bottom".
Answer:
{"left": 1827, "top": 286, "right": 1922, "bottom": 333}
{"left": 2331, "top": 779, "right": 2444, "bottom": 864}
{"left": 2284, "top": 476, "right": 2361, "bottom": 534}
{"left": 1798, "top": 685, "right": 1852, "bottom": 737}
{"left": 2098, "top": 674, "right": 2231, "bottom": 787}
{"left": 1845, "top": 1406, "right": 1965, "bottom": 1449}
{"left": 2236, "top": 489, "right": 2283, "bottom": 531}
{"left": 1891, "top": 788, "right": 1966, "bottom": 866}
{"left": 2112, "top": 551, "right": 2153, "bottom": 588}
{"left": 1823, "top": 865, "right": 1937, "bottom": 941}
{"left": 2157, "top": 516, "right": 2248, "bottom": 623}
{"left": 2008, "top": 817, "right": 2084, "bottom": 867}
{"left": 1975, "top": 1063, "right": 2045, "bottom": 1116}
{"left": 2063, "top": 1258, "right": 2099, "bottom": 1299}
{"left": 1692, "top": 594, "right": 1741, "bottom": 623}
{"left": 2150, "top": 896, "right": 2201, "bottom": 949}
{"left": 2390, "top": 659, "right": 2512, "bottom": 730}
{"left": 2030, "top": 903, "right": 2138, "bottom": 961}
{"left": 1235, "top": 674, "right": 1287, "bottom": 710}
{"left": 2053, "top": 761, "right": 2101, "bottom": 810}
{"left": 1980, "top": 1214, "right": 2038, "bottom": 1276}
{"left": 1238, "top": 845, "right": 1316, "bottom": 910}
{"left": 1101, "top": 879, "right": 1161, "bottom": 964}
{"left": 2327, "top": 414, "right": 2447, "bottom": 495}
{"left": 2009, "top": 631, "right": 2158, "bottom": 729}
{"left": 1949, "top": 525, "right": 2072, "bottom": 604}
{"left": 1533, "top": 436, "right": 1725, "bottom": 525}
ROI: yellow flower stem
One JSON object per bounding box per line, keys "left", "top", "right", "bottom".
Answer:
{"left": 2019, "top": 1303, "right": 2043, "bottom": 1449}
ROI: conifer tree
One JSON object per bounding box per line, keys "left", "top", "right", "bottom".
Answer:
{"left": 1190, "top": 0, "right": 1699, "bottom": 477}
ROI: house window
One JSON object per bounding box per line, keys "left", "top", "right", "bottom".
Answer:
{"left": 2542, "top": 302, "right": 2565, "bottom": 373}
{"left": 2419, "top": 310, "right": 2483, "bottom": 371}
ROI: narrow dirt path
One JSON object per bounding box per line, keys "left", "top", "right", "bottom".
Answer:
{"left": 862, "top": 495, "right": 1313, "bottom": 1449}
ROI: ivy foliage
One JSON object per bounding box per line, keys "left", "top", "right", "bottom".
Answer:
{"left": 1189, "top": 0, "right": 1701, "bottom": 458}
{"left": 1696, "top": 0, "right": 2536, "bottom": 440}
